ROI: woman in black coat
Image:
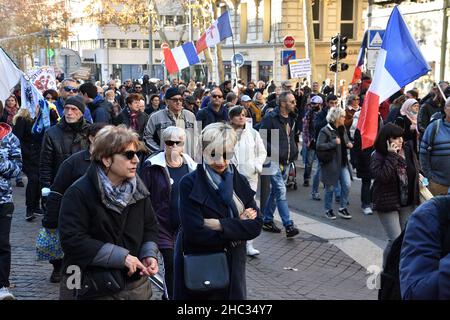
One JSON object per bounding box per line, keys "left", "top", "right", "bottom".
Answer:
{"left": 12, "top": 108, "right": 41, "bottom": 220}
{"left": 370, "top": 123, "right": 420, "bottom": 268}
{"left": 173, "top": 123, "right": 263, "bottom": 300}
{"left": 59, "top": 125, "right": 159, "bottom": 300}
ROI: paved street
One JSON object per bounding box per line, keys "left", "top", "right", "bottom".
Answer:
{"left": 8, "top": 176, "right": 377, "bottom": 300}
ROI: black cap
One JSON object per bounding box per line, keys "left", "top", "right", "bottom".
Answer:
{"left": 64, "top": 96, "right": 85, "bottom": 114}
{"left": 164, "top": 87, "right": 182, "bottom": 100}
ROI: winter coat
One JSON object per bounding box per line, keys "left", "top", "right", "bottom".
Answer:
{"left": 43, "top": 149, "right": 91, "bottom": 229}
{"left": 370, "top": 142, "right": 420, "bottom": 213}
{"left": 140, "top": 151, "right": 197, "bottom": 250}
{"left": 0, "top": 123, "right": 22, "bottom": 204}
{"left": 59, "top": 164, "right": 159, "bottom": 286}
{"left": 419, "top": 99, "right": 443, "bottom": 134}
{"left": 143, "top": 108, "right": 198, "bottom": 158}
{"left": 196, "top": 103, "right": 230, "bottom": 129}
{"left": 89, "top": 96, "right": 113, "bottom": 124}
{"left": 394, "top": 115, "right": 419, "bottom": 154}
{"left": 116, "top": 108, "right": 149, "bottom": 140}
{"left": 419, "top": 118, "right": 450, "bottom": 186}
{"left": 400, "top": 196, "right": 450, "bottom": 300}
{"left": 12, "top": 116, "right": 41, "bottom": 172}
{"left": 316, "top": 124, "right": 351, "bottom": 186}
{"left": 351, "top": 129, "right": 373, "bottom": 179}
{"left": 231, "top": 126, "right": 267, "bottom": 191}
{"left": 39, "top": 117, "right": 90, "bottom": 188}
{"left": 259, "top": 107, "right": 299, "bottom": 165}
{"left": 173, "top": 164, "right": 262, "bottom": 300}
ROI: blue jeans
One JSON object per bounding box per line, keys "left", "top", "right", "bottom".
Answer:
{"left": 303, "top": 145, "right": 316, "bottom": 182}
{"left": 263, "top": 164, "right": 293, "bottom": 227}
{"left": 334, "top": 183, "right": 341, "bottom": 200}
{"left": 312, "top": 163, "right": 321, "bottom": 195}
{"left": 324, "top": 167, "right": 351, "bottom": 211}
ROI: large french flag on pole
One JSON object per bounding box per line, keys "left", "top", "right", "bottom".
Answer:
{"left": 163, "top": 42, "right": 200, "bottom": 74}
{"left": 357, "top": 6, "right": 430, "bottom": 149}
{"left": 351, "top": 30, "right": 368, "bottom": 84}
{"left": 196, "top": 11, "right": 233, "bottom": 54}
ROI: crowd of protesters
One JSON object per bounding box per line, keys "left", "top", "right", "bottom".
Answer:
{"left": 0, "top": 72, "right": 450, "bottom": 300}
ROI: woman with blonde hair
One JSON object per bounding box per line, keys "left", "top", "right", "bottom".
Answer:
{"left": 173, "top": 122, "right": 262, "bottom": 300}
{"left": 59, "top": 125, "right": 159, "bottom": 300}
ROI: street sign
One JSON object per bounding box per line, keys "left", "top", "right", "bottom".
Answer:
{"left": 368, "top": 29, "right": 385, "bottom": 49}
{"left": 281, "top": 50, "right": 296, "bottom": 66}
{"left": 367, "top": 49, "right": 380, "bottom": 71}
{"left": 231, "top": 53, "right": 245, "bottom": 67}
{"left": 289, "top": 59, "right": 311, "bottom": 79}
{"left": 283, "top": 36, "right": 295, "bottom": 49}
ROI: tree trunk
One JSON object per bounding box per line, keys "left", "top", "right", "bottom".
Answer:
{"left": 197, "top": 7, "right": 214, "bottom": 82}
{"left": 212, "top": 1, "right": 224, "bottom": 83}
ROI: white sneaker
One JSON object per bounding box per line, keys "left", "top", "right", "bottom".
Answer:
{"left": 246, "top": 241, "right": 260, "bottom": 256}
{"left": 362, "top": 207, "right": 373, "bottom": 215}
{"left": 0, "top": 287, "right": 15, "bottom": 300}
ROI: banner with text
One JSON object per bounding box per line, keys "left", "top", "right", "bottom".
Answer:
{"left": 289, "top": 59, "right": 311, "bottom": 79}
{"left": 27, "top": 66, "right": 57, "bottom": 93}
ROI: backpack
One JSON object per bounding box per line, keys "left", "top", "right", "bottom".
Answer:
{"left": 378, "top": 196, "right": 450, "bottom": 300}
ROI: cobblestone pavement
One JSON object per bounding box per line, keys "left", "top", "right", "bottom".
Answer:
{"left": 8, "top": 182, "right": 377, "bottom": 300}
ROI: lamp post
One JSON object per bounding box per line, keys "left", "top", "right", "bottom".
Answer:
{"left": 148, "top": 1, "right": 154, "bottom": 78}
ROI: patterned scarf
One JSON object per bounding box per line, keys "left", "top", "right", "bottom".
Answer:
{"left": 397, "top": 154, "right": 409, "bottom": 206}
{"left": 97, "top": 165, "right": 137, "bottom": 214}
{"left": 130, "top": 109, "right": 139, "bottom": 131}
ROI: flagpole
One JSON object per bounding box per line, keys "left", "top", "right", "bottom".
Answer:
{"left": 231, "top": 35, "right": 239, "bottom": 87}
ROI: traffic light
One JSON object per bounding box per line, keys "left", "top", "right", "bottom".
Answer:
{"left": 329, "top": 34, "right": 348, "bottom": 73}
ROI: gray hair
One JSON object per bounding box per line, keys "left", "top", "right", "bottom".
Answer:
{"left": 326, "top": 107, "right": 346, "bottom": 124}
{"left": 201, "top": 122, "right": 237, "bottom": 156}
{"left": 278, "top": 91, "right": 293, "bottom": 105}
{"left": 161, "top": 126, "right": 186, "bottom": 142}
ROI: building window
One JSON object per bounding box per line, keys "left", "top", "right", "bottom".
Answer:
{"left": 154, "top": 40, "right": 161, "bottom": 49}
{"left": 312, "top": 0, "right": 321, "bottom": 40}
{"left": 170, "top": 40, "right": 177, "bottom": 48}
{"left": 131, "top": 40, "right": 139, "bottom": 48}
{"left": 143, "top": 40, "right": 150, "bottom": 49}
{"left": 119, "top": 39, "right": 128, "bottom": 49}
{"left": 107, "top": 39, "right": 117, "bottom": 48}
{"left": 223, "top": 62, "right": 232, "bottom": 81}
{"left": 340, "top": 0, "right": 355, "bottom": 39}
{"left": 99, "top": 39, "right": 105, "bottom": 49}
{"left": 165, "top": 15, "right": 174, "bottom": 26}
{"left": 258, "top": 61, "right": 273, "bottom": 83}
{"left": 175, "top": 15, "right": 186, "bottom": 25}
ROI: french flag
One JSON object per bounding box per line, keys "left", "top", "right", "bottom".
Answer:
{"left": 351, "top": 30, "right": 368, "bottom": 84}
{"left": 357, "top": 6, "right": 430, "bottom": 149}
{"left": 163, "top": 42, "right": 200, "bottom": 74}
{"left": 196, "top": 11, "right": 233, "bottom": 54}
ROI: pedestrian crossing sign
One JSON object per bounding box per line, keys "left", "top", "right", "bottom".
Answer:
{"left": 368, "top": 29, "right": 385, "bottom": 49}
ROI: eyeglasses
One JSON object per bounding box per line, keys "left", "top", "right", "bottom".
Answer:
{"left": 212, "top": 94, "right": 223, "bottom": 99}
{"left": 169, "top": 98, "right": 183, "bottom": 103}
{"left": 210, "top": 150, "right": 235, "bottom": 160}
{"left": 119, "top": 150, "right": 138, "bottom": 160}
{"left": 135, "top": 87, "right": 142, "bottom": 89}
{"left": 165, "top": 140, "right": 184, "bottom": 147}
{"left": 63, "top": 86, "right": 78, "bottom": 93}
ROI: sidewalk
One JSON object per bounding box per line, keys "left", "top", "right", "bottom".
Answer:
{"left": 8, "top": 183, "right": 377, "bottom": 300}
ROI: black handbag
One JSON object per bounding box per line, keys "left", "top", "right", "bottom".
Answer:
{"left": 183, "top": 252, "right": 230, "bottom": 292}
{"left": 77, "top": 267, "right": 127, "bottom": 299}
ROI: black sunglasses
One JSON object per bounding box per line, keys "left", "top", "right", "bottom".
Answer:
{"left": 165, "top": 140, "right": 184, "bottom": 147}
{"left": 210, "top": 150, "right": 235, "bottom": 160}
{"left": 64, "top": 86, "right": 78, "bottom": 93}
{"left": 119, "top": 150, "right": 138, "bottom": 160}
{"left": 211, "top": 94, "right": 223, "bottom": 99}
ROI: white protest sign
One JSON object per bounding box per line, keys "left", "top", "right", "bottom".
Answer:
{"left": 289, "top": 58, "right": 311, "bottom": 79}
{"left": 27, "top": 66, "right": 57, "bottom": 93}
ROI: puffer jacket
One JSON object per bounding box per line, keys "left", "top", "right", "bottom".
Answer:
{"left": 39, "top": 117, "right": 90, "bottom": 188}
{"left": 0, "top": 123, "right": 22, "bottom": 204}
{"left": 231, "top": 126, "right": 267, "bottom": 191}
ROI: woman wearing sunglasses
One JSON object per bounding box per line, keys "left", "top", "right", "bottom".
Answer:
{"left": 173, "top": 122, "right": 263, "bottom": 300}
{"left": 140, "top": 126, "right": 197, "bottom": 299}
{"left": 59, "top": 125, "right": 159, "bottom": 300}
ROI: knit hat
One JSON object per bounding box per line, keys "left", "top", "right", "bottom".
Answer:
{"left": 164, "top": 87, "right": 182, "bottom": 100}
{"left": 64, "top": 96, "right": 86, "bottom": 114}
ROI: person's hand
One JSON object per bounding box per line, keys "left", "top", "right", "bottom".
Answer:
{"left": 387, "top": 141, "right": 400, "bottom": 153}
{"left": 124, "top": 254, "right": 147, "bottom": 277}
{"left": 346, "top": 142, "right": 353, "bottom": 149}
{"left": 240, "top": 208, "right": 257, "bottom": 220}
{"left": 203, "top": 218, "right": 223, "bottom": 231}
{"left": 141, "top": 257, "right": 158, "bottom": 276}
{"left": 335, "top": 137, "right": 341, "bottom": 145}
